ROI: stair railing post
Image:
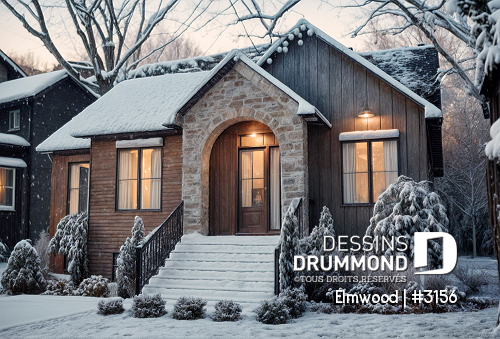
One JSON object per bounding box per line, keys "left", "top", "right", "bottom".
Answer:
{"left": 135, "top": 246, "right": 142, "bottom": 295}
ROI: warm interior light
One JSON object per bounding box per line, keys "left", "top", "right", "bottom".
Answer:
{"left": 358, "top": 110, "right": 374, "bottom": 118}
{"left": 250, "top": 133, "right": 257, "bottom": 137}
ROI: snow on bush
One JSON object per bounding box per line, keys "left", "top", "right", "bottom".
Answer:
{"left": 366, "top": 176, "right": 449, "bottom": 268}
{"left": 297, "top": 206, "right": 343, "bottom": 301}
{"left": 212, "top": 300, "right": 242, "bottom": 322}
{"left": 279, "top": 288, "right": 307, "bottom": 318}
{"left": 309, "top": 301, "right": 334, "bottom": 314}
{"left": 76, "top": 275, "right": 109, "bottom": 297}
{"left": 117, "top": 216, "right": 145, "bottom": 298}
{"left": 132, "top": 293, "right": 167, "bottom": 318}
{"left": 255, "top": 297, "right": 290, "bottom": 325}
{"left": 1, "top": 239, "right": 46, "bottom": 294}
{"left": 0, "top": 239, "right": 9, "bottom": 262}
{"left": 97, "top": 298, "right": 125, "bottom": 315}
{"left": 49, "top": 212, "right": 89, "bottom": 285}
{"left": 172, "top": 296, "right": 207, "bottom": 320}
{"left": 279, "top": 208, "right": 298, "bottom": 291}
{"left": 35, "top": 231, "right": 51, "bottom": 279}
{"left": 42, "top": 279, "right": 74, "bottom": 296}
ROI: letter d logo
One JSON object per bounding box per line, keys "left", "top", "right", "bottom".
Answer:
{"left": 414, "top": 232, "right": 457, "bottom": 275}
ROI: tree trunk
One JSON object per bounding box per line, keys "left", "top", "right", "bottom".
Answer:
{"left": 472, "top": 216, "right": 477, "bottom": 258}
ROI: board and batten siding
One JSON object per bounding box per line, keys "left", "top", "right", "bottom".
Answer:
{"left": 263, "top": 34, "right": 429, "bottom": 237}
{"left": 87, "top": 135, "right": 182, "bottom": 279}
{"left": 49, "top": 152, "right": 90, "bottom": 273}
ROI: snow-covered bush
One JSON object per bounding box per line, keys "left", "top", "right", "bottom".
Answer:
{"left": 366, "top": 176, "right": 449, "bottom": 268}
{"left": 255, "top": 297, "right": 290, "bottom": 325}
{"left": 97, "top": 298, "right": 125, "bottom": 315}
{"left": 279, "top": 288, "right": 307, "bottom": 318}
{"left": 76, "top": 275, "right": 109, "bottom": 297}
{"left": 49, "top": 212, "right": 89, "bottom": 285}
{"left": 454, "top": 266, "right": 491, "bottom": 293}
{"left": 172, "top": 296, "right": 207, "bottom": 320}
{"left": 0, "top": 240, "right": 9, "bottom": 262}
{"left": 42, "top": 279, "right": 74, "bottom": 296}
{"left": 117, "top": 216, "right": 145, "bottom": 298}
{"left": 107, "top": 282, "right": 118, "bottom": 297}
{"left": 35, "top": 231, "right": 51, "bottom": 279}
{"left": 132, "top": 293, "right": 167, "bottom": 318}
{"left": 299, "top": 206, "right": 335, "bottom": 257}
{"left": 309, "top": 301, "right": 334, "bottom": 314}
{"left": 1, "top": 239, "right": 46, "bottom": 294}
{"left": 298, "top": 206, "right": 341, "bottom": 301}
{"left": 212, "top": 300, "right": 242, "bottom": 322}
{"left": 279, "top": 208, "right": 298, "bottom": 291}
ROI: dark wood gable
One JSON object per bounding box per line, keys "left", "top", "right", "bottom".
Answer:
{"left": 262, "top": 33, "right": 432, "bottom": 237}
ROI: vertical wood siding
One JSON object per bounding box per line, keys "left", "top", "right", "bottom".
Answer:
{"left": 263, "top": 35, "right": 429, "bottom": 237}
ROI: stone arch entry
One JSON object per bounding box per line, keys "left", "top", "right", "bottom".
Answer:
{"left": 209, "top": 120, "right": 281, "bottom": 235}
{"left": 180, "top": 66, "right": 309, "bottom": 235}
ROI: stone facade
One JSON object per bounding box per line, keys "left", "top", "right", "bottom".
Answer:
{"left": 179, "top": 61, "right": 309, "bottom": 234}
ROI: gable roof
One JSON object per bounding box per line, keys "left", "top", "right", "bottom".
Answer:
{"left": 360, "top": 45, "right": 441, "bottom": 109}
{"left": 37, "top": 71, "right": 209, "bottom": 152}
{"left": 0, "top": 49, "right": 27, "bottom": 79}
{"left": 171, "top": 50, "right": 330, "bottom": 127}
{"left": 0, "top": 70, "right": 67, "bottom": 105}
{"left": 257, "top": 19, "right": 442, "bottom": 119}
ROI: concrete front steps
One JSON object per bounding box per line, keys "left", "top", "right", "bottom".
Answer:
{"left": 142, "top": 232, "right": 279, "bottom": 312}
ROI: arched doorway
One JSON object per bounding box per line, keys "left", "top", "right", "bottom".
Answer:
{"left": 209, "top": 121, "right": 281, "bottom": 235}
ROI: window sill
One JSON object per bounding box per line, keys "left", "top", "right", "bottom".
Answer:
{"left": 341, "top": 203, "right": 375, "bottom": 208}
{"left": 7, "top": 128, "right": 20, "bottom": 133}
{"left": 0, "top": 206, "right": 15, "bottom": 212}
{"left": 115, "top": 209, "right": 162, "bottom": 212}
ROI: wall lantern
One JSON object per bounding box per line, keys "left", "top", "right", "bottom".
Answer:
{"left": 358, "top": 109, "right": 374, "bottom": 118}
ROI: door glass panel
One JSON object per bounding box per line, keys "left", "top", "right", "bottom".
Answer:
{"left": 241, "top": 150, "right": 252, "bottom": 207}
{"left": 270, "top": 147, "right": 280, "bottom": 230}
{"left": 241, "top": 149, "right": 265, "bottom": 208}
{"left": 253, "top": 150, "right": 264, "bottom": 178}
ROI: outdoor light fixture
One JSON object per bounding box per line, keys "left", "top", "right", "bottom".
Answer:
{"left": 250, "top": 133, "right": 257, "bottom": 137}
{"left": 358, "top": 109, "right": 374, "bottom": 118}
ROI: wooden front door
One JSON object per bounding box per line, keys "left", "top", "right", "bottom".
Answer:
{"left": 209, "top": 121, "right": 280, "bottom": 235}
{"left": 239, "top": 148, "right": 267, "bottom": 233}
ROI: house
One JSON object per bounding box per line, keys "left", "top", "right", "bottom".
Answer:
{"left": 37, "top": 20, "right": 442, "bottom": 288}
{"left": 0, "top": 69, "right": 97, "bottom": 250}
{"left": 0, "top": 49, "right": 27, "bottom": 83}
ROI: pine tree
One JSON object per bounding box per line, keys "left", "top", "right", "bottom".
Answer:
{"left": 279, "top": 208, "right": 298, "bottom": 291}
{"left": 366, "top": 176, "right": 449, "bottom": 268}
{"left": 301, "top": 206, "right": 336, "bottom": 256}
{"left": 48, "top": 212, "right": 89, "bottom": 285}
{"left": 117, "top": 216, "right": 145, "bottom": 298}
{"left": 1, "top": 239, "right": 46, "bottom": 294}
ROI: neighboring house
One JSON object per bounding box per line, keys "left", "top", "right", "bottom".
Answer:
{"left": 0, "top": 49, "right": 27, "bottom": 83}
{"left": 37, "top": 19, "right": 443, "bottom": 281}
{"left": 0, "top": 70, "right": 97, "bottom": 250}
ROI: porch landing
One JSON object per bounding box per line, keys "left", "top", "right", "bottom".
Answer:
{"left": 142, "top": 233, "right": 279, "bottom": 311}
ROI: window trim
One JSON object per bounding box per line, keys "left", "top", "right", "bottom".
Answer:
{"left": 8, "top": 110, "right": 20, "bottom": 132}
{"left": 340, "top": 137, "right": 399, "bottom": 206}
{"left": 67, "top": 162, "right": 90, "bottom": 215}
{"left": 0, "top": 167, "right": 15, "bottom": 212}
{"left": 115, "top": 147, "right": 163, "bottom": 211}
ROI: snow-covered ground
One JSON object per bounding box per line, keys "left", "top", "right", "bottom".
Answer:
{"left": 0, "top": 257, "right": 498, "bottom": 338}
{"left": 0, "top": 295, "right": 498, "bottom": 338}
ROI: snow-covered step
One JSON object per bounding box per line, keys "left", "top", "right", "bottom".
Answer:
{"left": 142, "top": 232, "right": 279, "bottom": 307}
{"left": 153, "top": 269, "right": 274, "bottom": 282}
{"left": 168, "top": 252, "right": 273, "bottom": 262}
{"left": 146, "top": 278, "right": 274, "bottom": 292}
{"left": 174, "top": 243, "right": 276, "bottom": 254}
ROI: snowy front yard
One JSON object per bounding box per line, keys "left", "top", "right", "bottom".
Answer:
{"left": 0, "top": 294, "right": 498, "bottom": 338}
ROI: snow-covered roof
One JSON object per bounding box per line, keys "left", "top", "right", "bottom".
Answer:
{"left": 37, "top": 71, "right": 209, "bottom": 152}
{"left": 171, "top": 50, "right": 331, "bottom": 127}
{"left": 0, "top": 133, "right": 30, "bottom": 147}
{"left": 0, "top": 156, "right": 27, "bottom": 168}
{"left": 485, "top": 119, "right": 500, "bottom": 160}
{"left": 0, "top": 49, "right": 27, "bottom": 78}
{"left": 0, "top": 70, "right": 67, "bottom": 105}
{"left": 257, "top": 19, "right": 442, "bottom": 119}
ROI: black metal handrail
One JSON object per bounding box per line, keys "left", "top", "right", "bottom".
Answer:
{"left": 275, "top": 197, "right": 303, "bottom": 295}
{"left": 135, "top": 201, "right": 184, "bottom": 295}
